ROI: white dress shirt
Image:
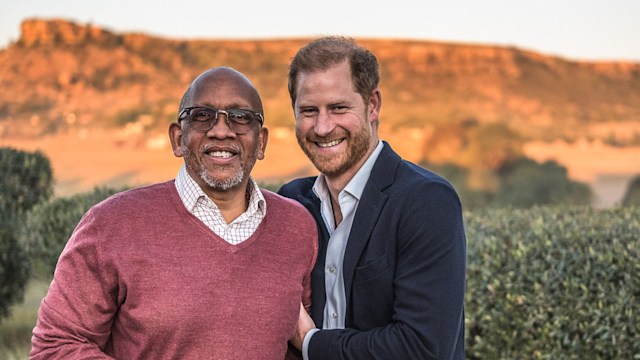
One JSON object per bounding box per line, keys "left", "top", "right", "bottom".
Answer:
{"left": 303, "top": 140, "right": 384, "bottom": 359}
{"left": 174, "top": 165, "right": 266, "bottom": 244}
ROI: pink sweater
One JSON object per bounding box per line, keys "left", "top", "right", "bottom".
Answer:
{"left": 30, "top": 181, "right": 317, "bottom": 359}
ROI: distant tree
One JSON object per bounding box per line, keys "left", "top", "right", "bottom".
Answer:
{"left": 460, "top": 122, "right": 524, "bottom": 171}
{"left": 257, "top": 181, "right": 283, "bottom": 193}
{"left": 0, "top": 147, "right": 53, "bottom": 320}
{"left": 494, "top": 157, "right": 592, "bottom": 208}
{"left": 621, "top": 175, "right": 640, "bottom": 206}
{"left": 21, "top": 186, "right": 126, "bottom": 278}
{"left": 422, "top": 162, "right": 492, "bottom": 210}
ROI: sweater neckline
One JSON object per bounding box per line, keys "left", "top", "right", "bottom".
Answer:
{"left": 167, "top": 180, "right": 268, "bottom": 254}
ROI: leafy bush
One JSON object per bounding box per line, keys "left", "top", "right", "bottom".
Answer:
{"left": 0, "top": 147, "right": 53, "bottom": 220}
{"left": 464, "top": 206, "right": 640, "bottom": 359}
{"left": 21, "top": 186, "right": 126, "bottom": 279}
{"left": 0, "top": 147, "right": 53, "bottom": 320}
{"left": 494, "top": 158, "right": 592, "bottom": 208}
{"left": 622, "top": 175, "right": 640, "bottom": 206}
{"left": 425, "top": 157, "right": 591, "bottom": 210}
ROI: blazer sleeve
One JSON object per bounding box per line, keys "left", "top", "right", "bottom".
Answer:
{"left": 30, "top": 210, "right": 118, "bottom": 359}
{"left": 307, "top": 181, "right": 467, "bottom": 360}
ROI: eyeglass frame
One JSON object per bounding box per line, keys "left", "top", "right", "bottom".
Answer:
{"left": 177, "top": 106, "right": 264, "bottom": 134}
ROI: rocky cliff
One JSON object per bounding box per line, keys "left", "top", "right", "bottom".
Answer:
{"left": 2, "top": 18, "right": 639, "bottom": 143}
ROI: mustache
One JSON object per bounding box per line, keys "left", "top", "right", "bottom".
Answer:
{"left": 305, "top": 131, "right": 347, "bottom": 143}
{"left": 201, "top": 143, "right": 241, "bottom": 153}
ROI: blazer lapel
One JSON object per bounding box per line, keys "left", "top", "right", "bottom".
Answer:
{"left": 342, "top": 143, "right": 400, "bottom": 308}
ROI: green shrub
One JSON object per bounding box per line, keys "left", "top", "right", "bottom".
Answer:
{"left": 424, "top": 162, "right": 493, "bottom": 210}
{"left": 21, "top": 186, "right": 126, "bottom": 279}
{"left": 0, "top": 147, "right": 53, "bottom": 221}
{"left": 622, "top": 175, "right": 640, "bottom": 206}
{"left": 423, "top": 157, "right": 592, "bottom": 210}
{"left": 495, "top": 158, "right": 592, "bottom": 208}
{"left": 257, "top": 181, "right": 283, "bottom": 193}
{"left": 464, "top": 206, "right": 640, "bottom": 359}
{"left": 0, "top": 147, "right": 53, "bottom": 320}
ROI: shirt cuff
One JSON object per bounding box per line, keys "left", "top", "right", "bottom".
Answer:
{"left": 302, "top": 328, "right": 320, "bottom": 360}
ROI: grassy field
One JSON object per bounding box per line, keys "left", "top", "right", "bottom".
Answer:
{"left": 0, "top": 279, "right": 49, "bottom": 359}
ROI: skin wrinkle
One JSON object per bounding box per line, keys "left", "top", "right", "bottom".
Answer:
{"left": 179, "top": 135, "right": 249, "bottom": 191}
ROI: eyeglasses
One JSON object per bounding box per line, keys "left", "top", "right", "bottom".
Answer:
{"left": 178, "top": 106, "right": 264, "bottom": 134}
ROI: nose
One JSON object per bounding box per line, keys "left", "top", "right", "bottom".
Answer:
{"left": 313, "top": 109, "right": 335, "bottom": 137}
{"left": 206, "top": 113, "right": 236, "bottom": 138}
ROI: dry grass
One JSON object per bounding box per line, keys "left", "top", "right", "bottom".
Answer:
{"left": 0, "top": 279, "right": 49, "bottom": 359}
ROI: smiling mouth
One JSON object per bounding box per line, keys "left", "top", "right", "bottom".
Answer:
{"left": 316, "top": 139, "right": 344, "bottom": 148}
{"left": 206, "top": 150, "right": 234, "bottom": 158}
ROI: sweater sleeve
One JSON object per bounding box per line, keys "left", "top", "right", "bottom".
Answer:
{"left": 302, "top": 216, "right": 318, "bottom": 314}
{"left": 30, "top": 210, "right": 118, "bottom": 359}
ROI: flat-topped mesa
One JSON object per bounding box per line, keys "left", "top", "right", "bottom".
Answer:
{"left": 19, "top": 18, "right": 118, "bottom": 47}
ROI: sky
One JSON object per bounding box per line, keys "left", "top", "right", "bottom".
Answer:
{"left": 1, "top": 0, "right": 639, "bottom": 62}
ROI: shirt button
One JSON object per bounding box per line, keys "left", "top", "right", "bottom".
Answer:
{"left": 331, "top": 313, "right": 338, "bottom": 319}
{"left": 328, "top": 266, "right": 336, "bottom": 273}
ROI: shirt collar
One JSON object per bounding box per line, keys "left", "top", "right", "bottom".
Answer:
{"left": 175, "top": 164, "right": 266, "bottom": 215}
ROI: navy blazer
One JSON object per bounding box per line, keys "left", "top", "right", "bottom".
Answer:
{"left": 279, "top": 142, "right": 466, "bottom": 360}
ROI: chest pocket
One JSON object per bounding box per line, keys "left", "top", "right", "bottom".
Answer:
{"left": 354, "top": 254, "right": 389, "bottom": 282}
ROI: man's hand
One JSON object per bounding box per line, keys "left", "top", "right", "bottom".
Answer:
{"left": 290, "top": 302, "right": 316, "bottom": 350}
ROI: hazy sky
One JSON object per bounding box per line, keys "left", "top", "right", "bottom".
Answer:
{"left": 1, "top": 0, "right": 639, "bottom": 61}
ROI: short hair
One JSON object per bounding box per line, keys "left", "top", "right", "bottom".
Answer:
{"left": 288, "top": 36, "right": 380, "bottom": 107}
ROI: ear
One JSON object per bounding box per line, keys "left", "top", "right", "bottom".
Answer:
{"left": 169, "top": 122, "right": 185, "bottom": 157}
{"left": 367, "top": 89, "right": 382, "bottom": 123}
{"left": 256, "top": 127, "right": 269, "bottom": 160}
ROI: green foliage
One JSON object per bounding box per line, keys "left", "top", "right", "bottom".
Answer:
{"left": 0, "top": 232, "right": 30, "bottom": 322}
{"left": 0, "top": 147, "right": 53, "bottom": 219}
{"left": 495, "top": 158, "right": 592, "bottom": 208}
{"left": 464, "top": 206, "right": 640, "bottom": 359}
{"left": 425, "top": 157, "right": 591, "bottom": 210}
{"left": 427, "top": 163, "right": 493, "bottom": 210}
{"left": 0, "top": 147, "right": 53, "bottom": 321}
{"left": 21, "top": 186, "right": 126, "bottom": 279}
{"left": 0, "top": 279, "right": 49, "bottom": 358}
{"left": 257, "top": 181, "right": 283, "bottom": 193}
{"left": 461, "top": 122, "right": 524, "bottom": 170}
{"left": 622, "top": 175, "right": 640, "bottom": 206}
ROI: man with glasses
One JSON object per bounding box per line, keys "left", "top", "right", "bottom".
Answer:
{"left": 279, "top": 37, "right": 466, "bottom": 359}
{"left": 31, "top": 67, "right": 318, "bottom": 359}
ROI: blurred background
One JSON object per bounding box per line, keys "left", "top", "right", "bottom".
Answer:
{"left": 1, "top": 1, "right": 639, "bottom": 358}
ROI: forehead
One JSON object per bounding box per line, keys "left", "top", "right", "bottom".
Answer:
{"left": 296, "top": 61, "right": 358, "bottom": 104}
{"left": 190, "top": 72, "right": 259, "bottom": 109}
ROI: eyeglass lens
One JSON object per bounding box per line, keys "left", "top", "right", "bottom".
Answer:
{"left": 182, "top": 107, "right": 261, "bottom": 134}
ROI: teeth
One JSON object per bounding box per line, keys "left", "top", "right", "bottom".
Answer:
{"left": 318, "top": 139, "right": 342, "bottom": 148}
{"left": 209, "top": 151, "right": 233, "bottom": 158}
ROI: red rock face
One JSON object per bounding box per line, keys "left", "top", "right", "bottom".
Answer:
{"left": 1, "top": 18, "right": 639, "bottom": 204}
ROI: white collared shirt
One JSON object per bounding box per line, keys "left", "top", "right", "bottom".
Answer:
{"left": 302, "top": 140, "right": 384, "bottom": 360}
{"left": 313, "top": 140, "right": 383, "bottom": 329}
{"left": 174, "top": 165, "right": 266, "bottom": 244}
